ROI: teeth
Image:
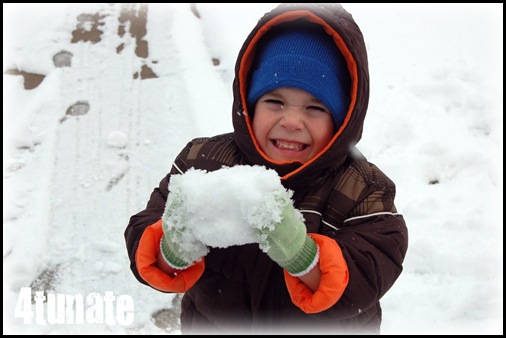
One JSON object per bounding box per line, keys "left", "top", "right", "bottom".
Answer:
{"left": 275, "top": 140, "right": 304, "bottom": 150}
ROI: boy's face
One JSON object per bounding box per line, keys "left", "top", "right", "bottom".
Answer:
{"left": 252, "top": 87, "right": 335, "bottom": 163}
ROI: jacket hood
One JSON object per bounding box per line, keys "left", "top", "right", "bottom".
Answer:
{"left": 232, "top": 3, "right": 369, "bottom": 189}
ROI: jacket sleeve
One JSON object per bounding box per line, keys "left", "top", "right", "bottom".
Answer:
{"left": 124, "top": 142, "right": 201, "bottom": 292}
{"left": 134, "top": 219, "right": 205, "bottom": 293}
{"left": 285, "top": 161, "right": 408, "bottom": 316}
{"left": 284, "top": 233, "right": 349, "bottom": 313}
{"left": 124, "top": 171, "right": 170, "bottom": 287}
{"left": 125, "top": 135, "right": 236, "bottom": 292}
{"left": 325, "top": 161, "right": 408, "bottom": 317}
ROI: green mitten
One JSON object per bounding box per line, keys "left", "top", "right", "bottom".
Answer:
{"left": 159, "top": 185, "right": 209, "bottom": 270}
{"left": 160, "top": 224, "right": 208, "bottom": 269}
{"left": 256, "top": 197, "right": 319, "bottom": 276}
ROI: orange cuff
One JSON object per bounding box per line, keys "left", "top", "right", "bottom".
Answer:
{"left": 284, "top": 233, "right": 349, "bottom": 313}
{"left": 135, "top": 219, "right": 205, "bottom": 293}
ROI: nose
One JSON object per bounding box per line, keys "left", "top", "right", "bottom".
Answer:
{"left": 279, "top": 107, "right": 304, "bottom": 131}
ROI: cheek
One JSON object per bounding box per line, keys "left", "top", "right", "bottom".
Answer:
{"left": 252, "top": 118, "right": 265, "bottom": 144}
{"left": 310, "top": 123, "right": 334, "bottom": 147}
{"left": 252, "top": 112, "right": 270, "bottom": 141}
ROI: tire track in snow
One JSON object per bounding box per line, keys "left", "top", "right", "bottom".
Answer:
{"left": 27, "top": 4, "right": 183, "bottom": 333}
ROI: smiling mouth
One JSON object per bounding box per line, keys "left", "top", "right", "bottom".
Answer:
{"left": 272, "top": 140, "right": 307, "bottom": 151}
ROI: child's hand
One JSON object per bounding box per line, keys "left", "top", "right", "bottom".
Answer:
{"left": 160, "top": 221, "right": 209, "bottom": 270}
{"left": 160, "top": 189, "right": 209, "bottom": 269}
{"left": 254, "top": 194, "right": 319, "bottom": 276}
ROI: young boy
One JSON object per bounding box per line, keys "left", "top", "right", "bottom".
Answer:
{"left": 125, "top": 3, "right": 408, "bottom": 334}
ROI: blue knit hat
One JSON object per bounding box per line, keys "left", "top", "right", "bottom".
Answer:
{"left": 247, "top": 25, "right": 350, "bottom": 127}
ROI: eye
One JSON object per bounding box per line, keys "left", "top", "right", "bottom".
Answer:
{"left": 262, "top": 99, "right": 285, "bottom": 110}
{"left": 306, "top": 105, "right": 327, "bottom": 112}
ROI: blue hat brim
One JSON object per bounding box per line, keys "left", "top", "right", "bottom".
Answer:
{"left": 247, "top": 55, "right": 349, "bottom": 125}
